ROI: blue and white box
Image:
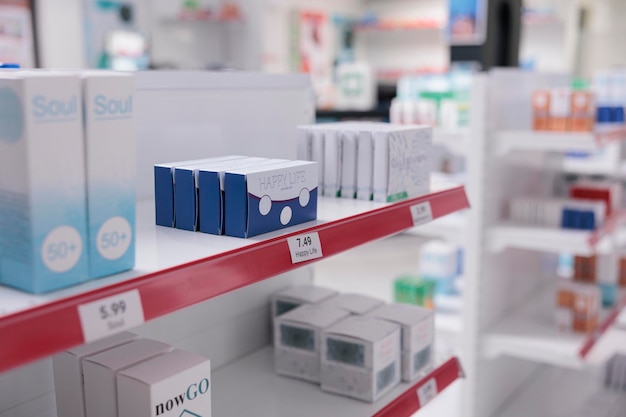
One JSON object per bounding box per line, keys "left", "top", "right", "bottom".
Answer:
{"left": 173, "top": 156, "right": 260, "bottom": 231}
{"left": 82, "top": 72, "right": 136, "bottom": 278}
{"left": 154, "top": 156, "right": 242, "bottom": 228}
{"left": 0, "top": 71, "right": 89, "bottom": 293}
{"left": 196, "top": 158, "right": 287, "bottom": 235}
{"left": 223, "top": 160, "right": 318, "bottom": 238}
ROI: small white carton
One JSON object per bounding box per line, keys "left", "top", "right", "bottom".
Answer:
{"left": 372, "top": 125, "right": 432, "bottom": 202}
{"left": 0, "top": 71, "right": 89, "bottom": 293}
{"left": 271, "top": 285, "right": 338, "bottom": 318}
{"left": 368, "top": 304, "right": 434, "bottom": 382}
{"left": 81, "top": 72, "right": 136, "bottom": 278}
{"left": 317, "top": 293, "right": 384, "bottom": 315}
{"left": 52, "top": 332, "right": 138, "bottom": 417}
{"left": 341, "top": 130, "right": 358, "bottom": 199}
{"left": 117, "top": 349, "right": 211, "bottom": 417}
{"left": 321, "top": 316, "right": 401, "bottom": 402}
{"left": 323, "top": 129, "right": 343, "bottom": 198}
{"left": 296, "top": 126, "right": 325, "bottom": 195}
{"left": 83, "top": 339, "right": 172, "bottom": 417}
{"left": 274, "top": 304, "right": 350, "bottom": 383}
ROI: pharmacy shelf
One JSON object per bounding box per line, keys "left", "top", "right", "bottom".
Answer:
{"left": 406, "top": 211, "right": 467, "bottom": 243}
{"left": 488, "top": 212, "right": 626, "bottom": 256}
{"left": 0, "top": 186, "right": 469, "bottom": 373}
{"left": 498, "top": 365, "right": 603, "bottom": 417}
{"left": 483, "top": 286, "right": 626, "bottom": 369}
{"left": 213, "top": 346, "right": 463, "bottom": 417}
{"left": 494, "top": 128, "right": 626, "bottom": 156}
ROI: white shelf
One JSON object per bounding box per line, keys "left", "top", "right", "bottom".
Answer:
{"left": 499, "top": 365, "right": 603, "bottom": 417}
{"left": 213, "top": 346, "right": 462, "bottom": 417}
{"left": 483, "top": 286, "right": 626, "bottom": 369}
{"left": 487, "top": 223, "right": 624, "bottom": 256}
{"left": 494, "top": 130, "right": 625, "bottom": 156}
{"left": 406, "top": 212, "right": 467, "bottom": 242}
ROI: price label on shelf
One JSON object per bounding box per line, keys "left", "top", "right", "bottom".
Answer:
{"left": 287, "top": 232, "right": 323, "bottom": 264}
{"left": 410, "top": 202, "right": 433, "bottom": 226}
{"left": 78, "top": 290, "right": 145, "bottom": 343}
{"left": 416, "top": 378, "right": 438, "bottom": 407}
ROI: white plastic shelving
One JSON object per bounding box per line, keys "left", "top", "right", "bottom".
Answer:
{"left": 483, "top": 286, "right": 626, "bottom": 369}
{"left": 494, "top": 129, "right": 626, "bottom": 156}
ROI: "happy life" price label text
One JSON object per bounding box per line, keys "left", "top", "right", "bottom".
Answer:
{"left": 287, "top": 232, "right": 323, "bottom": 264}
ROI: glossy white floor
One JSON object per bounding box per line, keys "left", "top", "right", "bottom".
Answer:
{"left": 313, "top": 233, "right": 464, "bottom": 417}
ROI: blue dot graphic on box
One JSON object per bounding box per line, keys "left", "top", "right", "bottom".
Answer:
{"left": 0, "top": 87, "right": 24, "bottom": 142}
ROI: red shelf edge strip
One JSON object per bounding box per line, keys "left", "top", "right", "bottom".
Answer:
{"left": 579, "top": 294, "right": 626, "bottom": 358}
{"left": 372, "top": 357, "right": 463, "bottom": 417}
{"left": 0, "top": 186, "right": 469, "bottom": 373}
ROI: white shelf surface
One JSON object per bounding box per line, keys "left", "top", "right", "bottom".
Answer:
{"left": 488, "top": 223, "right": 625, "bottom": 256}
{"left": 0, "top": 197, "right": 422, "bottom": 318}
{"left": 483, "top": 286, "right": 626, "bottom": 370}
{"left": 406, "top": 211, "right": 467, "bottom": 242}
{"left": 498, "top": 365, "right": 604, "bottom": 417}
{"left": 213, "top": 346, "right": 462, "bottom": 417}
{"left": 494, "top": 129, "right": 626, "bottom": 156}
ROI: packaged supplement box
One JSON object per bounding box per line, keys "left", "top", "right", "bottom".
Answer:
{"left": 0, "top": 71, "right": 89, "bottom": 293}
{"left": 321, "top": 316, "right": 401, "bottom": 402}
{"left": 274, "top": 304, "right": 350, "bottom": 383}
{"left": 271, "top": 285, "right": 338, "bottom": 318}
{"left": 117, "top": 349, "right": 211, "bottom": 417}
{"left": 317, "top": 293, "right": 384, "bottom": 315}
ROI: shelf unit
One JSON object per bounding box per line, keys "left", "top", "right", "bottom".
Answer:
{"left": 0, "top": 187, "right": 469, "bottom": 374}
{"left": 483, "top": 286, "right": 626, "bottom": 369}
{"left": 462, "top": 70, "right": 626, "bottom": 417}
{"left": 213, "top": 347, "right": 463, "bottom": 417}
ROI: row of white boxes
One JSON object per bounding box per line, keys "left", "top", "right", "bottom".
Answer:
{"left": 296, "top": 122, "right": 432, "bottom": 202}
{"left": 510, "top": 197, "right": 606, "bottom": 230}
{"left": 271, "top": 286, "right": 435, "bottom": 403}
{"left": 0, "top": 70, "right": 135, "bottom": 294}
{"left": 53, "top": 332, "right": 212, "bottom": 417}
{"left": 154, "top": 156, "right": 318, "bottom": 238}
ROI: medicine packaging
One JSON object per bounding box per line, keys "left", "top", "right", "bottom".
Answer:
{"left": 271, "top": 285, "right": 338, "bottom": 319}
{"left": 316, "top": 293, "right": 384, "bottom": 315}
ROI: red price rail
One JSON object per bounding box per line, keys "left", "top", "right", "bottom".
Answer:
{"left": 0, "top": 186, "right": 469, "bottom": 373}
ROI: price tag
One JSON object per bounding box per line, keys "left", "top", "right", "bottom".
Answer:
{"left": 410, "top": 202, "right": 433, "bottom": 226}
{"left": 416, "top": 378, "right": 438, "bottom": 407}
{"left": 78, "top": 290, "right": 145, "bottom": 343}
{"left": 287, "top": 232, "right": 323, "bottom": 264}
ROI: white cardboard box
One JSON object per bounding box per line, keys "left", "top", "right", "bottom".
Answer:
{"left": 83, "top": 339, "right": 172, "bottom": 417}
{"left": 117, "top": 349, "right": 211, "bottom": 417}
{"left": 274, "top": 304, "right": 350, "bottom": 383}
{"left": 0, "top": 71, "right": 89, "bottom": 293}
{"left": 323, "top": 129, "right": 342, "bottom": 198}
{"left": 316, "top": 293, "right": 384, "bottom": 315}
{"left": 52, "top": 332, "right": 138, "bottom": 417}
{"left": 321, "top": 316, "right": 401, "bottom": 402}
{"left": 368, "top": 304, "right": 434, "bottom": 381}
{"left": 372, "top": 125, "right": 432, "bottom": 203}
{"left": 271, "top": 285, "right": 338, "bottom": 318}
{"left": 82, "top": 72, "right": 136, "bottom": 278}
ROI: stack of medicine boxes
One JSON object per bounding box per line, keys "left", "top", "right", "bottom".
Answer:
{"left": 0, "top": 70, "right": 136, "bottom": 294}
{"left": 52, "top": 332, "right": 212, "bottom": 417}
{"left": 154, "top": 156, "right": 318, "bottom": 238}
{"left": 296, "top": 122, "right": 432, "bottom": 202}
{"left": 271, "top": 285, "right": 435, "bottom": 403}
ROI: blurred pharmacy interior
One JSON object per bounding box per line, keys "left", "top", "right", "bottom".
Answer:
{"left": 1, "top": 0, "right": 626, "bottom": 416}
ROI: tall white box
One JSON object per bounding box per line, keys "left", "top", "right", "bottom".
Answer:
{"left": 372, "top": 125, "right": 432, "bottom": 202}
{"left": 321, "top": 316, "right": 401, "bottom": 402}
{"left": 53, "top": 332, "right": 138, "bottom": 417}
{"left": 274, "top": 304, "right": 350, "bottom": 383}
{"left": 316, "top": 293, "right": 384, "bottom": 315}
{"left": 83, "top": 339, "right": 172, "bottom": 417}
{"left": 368, "top": 304, "right": 434, "bottom": 382}
{"left": 117, "top": 349, "right": 211, "bottom": 417}
{"left": 82, "top": 72, "right": 136, "bottom": 278}
{"left": 0, "top": 71, "right": 89, "bottom": 293}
